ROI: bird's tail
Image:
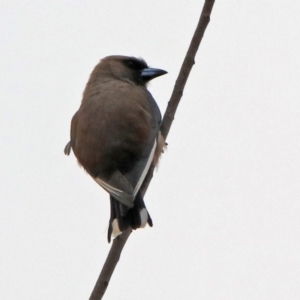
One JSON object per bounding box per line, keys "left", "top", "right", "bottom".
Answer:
{"left": 107, "top": 191, "right": 153, "bottom": 243}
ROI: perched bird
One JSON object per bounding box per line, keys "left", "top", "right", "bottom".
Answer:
{"left": 64, "top": 55, "right": 167, "bottom": 242}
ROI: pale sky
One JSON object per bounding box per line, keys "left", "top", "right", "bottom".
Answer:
{"left": 1, "top": 1, "right": 300, "bottom": 299}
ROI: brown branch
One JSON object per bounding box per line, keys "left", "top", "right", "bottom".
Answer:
{"left": 160, "top": 0, "right": 215, "bottom": 140}
{"left": 89, "top": 228, "right": 132, "bottom": 300}
{"left": 89, "top": 1, "right": 215, "bottom": 299}
{"left": 142, "top": 0, "right": 215, "bottom": 198}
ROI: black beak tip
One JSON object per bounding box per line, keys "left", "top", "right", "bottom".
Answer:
{"left": 141, "top": 68, "right": 168, "bottom": 81}
{"left": 160, "top": 70, "right": 168, "bottom": 76}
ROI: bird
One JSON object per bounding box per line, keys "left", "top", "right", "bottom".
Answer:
{"left": 64, "top": 55, "right": 167, "bottom": 242}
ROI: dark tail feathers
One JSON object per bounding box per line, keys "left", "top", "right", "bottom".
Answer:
{"left": 107, "top": 191, "right": 153, "bottom": 242}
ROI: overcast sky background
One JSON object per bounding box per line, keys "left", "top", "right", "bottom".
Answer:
{"left": 1, "top": 1, "right": 300, "bottom": 299}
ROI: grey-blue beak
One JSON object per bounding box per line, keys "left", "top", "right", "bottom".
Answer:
{"left": 141, "top": 67, "right": 167, "bottom": 82}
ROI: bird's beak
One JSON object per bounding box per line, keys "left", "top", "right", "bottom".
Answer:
{"left": 141, "top": 67, "right": 167, "bottom": 81}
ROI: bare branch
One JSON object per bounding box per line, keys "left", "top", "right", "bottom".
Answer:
{"left": 142, "top": 0, "right": 215, "bottom": 197}
{"left": 89, "top": 228, "right": 132, "bottom": 300}
{"left": 89, "top": 1, "right": 215, "bottom": 299}
{"left": 161, "top": 0, "right": 215, "bottom": 140}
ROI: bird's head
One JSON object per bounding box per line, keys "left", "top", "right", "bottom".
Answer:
{"left": 91, "top": 55, "right": 167, "bottom": 86}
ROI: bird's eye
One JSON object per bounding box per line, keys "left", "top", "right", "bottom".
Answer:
{"left": 127, "top": 61, "right": 135, "bottom": 68}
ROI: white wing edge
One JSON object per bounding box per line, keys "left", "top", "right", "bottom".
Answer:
{"left": 94, "top": 177, "right": 133, "bottom": 207}
{"left": 94, "top": 177, "right": 124, "bottom": 197}
{"left": 94, "top": 138, "right": 156, "bottom": 206}
{"left": 133, "top": 139, "right": 157, "bottom": 197}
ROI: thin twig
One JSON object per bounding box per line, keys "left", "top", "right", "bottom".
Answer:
{"left": 160, "top": 0, "right": 215, "bottom": 140}
{"left": 89, "top": 228, "right": 132, "bottom": 300}
{"left": 89, "top": 1, "right": 215, "bottom": 299}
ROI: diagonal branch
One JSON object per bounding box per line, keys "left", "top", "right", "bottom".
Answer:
{"left": 160, "top": 0, "right": 215, "bottom": 140}
{"left": 89, "top": 1, "right": 215, "bottom": 299}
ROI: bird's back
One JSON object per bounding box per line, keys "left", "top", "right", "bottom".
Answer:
{"left": 71, "top": 79, "right": 160, "bottom": 181}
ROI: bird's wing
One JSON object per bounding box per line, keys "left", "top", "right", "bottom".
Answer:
{"left": 132, "top": 138, "right": 157, "bottom": 196}
{"left": 121, "top": 91, "right": 161, "bottom": 198}
{"left": 94, "top": 138, "right": 157, "bottom": 208}
{"left": 94, "top": 169, "right": 135, "bottom": 208}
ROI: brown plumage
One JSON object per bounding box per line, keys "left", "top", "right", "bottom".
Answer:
{"left": 64, "top": 55, "right": 167, "bottom": 242}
